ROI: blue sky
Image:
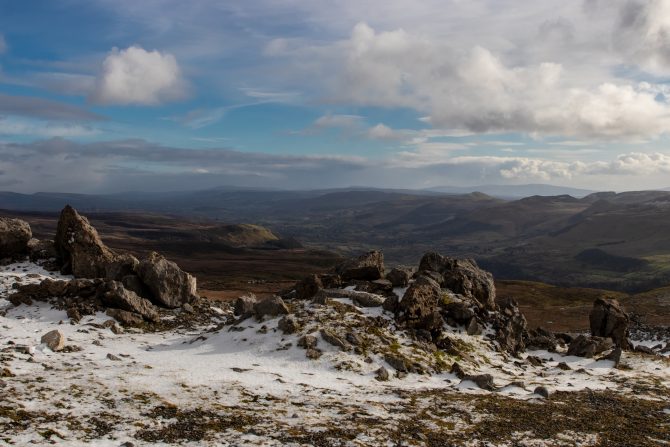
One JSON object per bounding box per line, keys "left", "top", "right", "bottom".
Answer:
{"left": 2, "top": 0, "right": 670, "bottom": 192}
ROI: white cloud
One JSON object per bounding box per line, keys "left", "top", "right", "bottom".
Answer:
{"left": 313, "top": 114, "right": 363, "bottom": 129}
{"left": 614, "top": 0, "right": 670, "bottom": 73}
{"left": 323, "top": 23, "right": 670, "bottom": 139}
{"left": 91, "top": 46, "right": 187, "bottom": 105}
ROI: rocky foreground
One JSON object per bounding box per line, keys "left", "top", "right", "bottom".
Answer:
{"left": 0, "top": 208, "right": 669, "bottom": 446}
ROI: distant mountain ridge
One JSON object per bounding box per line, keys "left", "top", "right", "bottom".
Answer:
{"left": 426, "top": 183, "right": 597, "bottom": 198}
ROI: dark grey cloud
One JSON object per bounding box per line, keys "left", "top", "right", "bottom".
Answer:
{"left": 0, "top": 93, "right": 105, "bottom": 121}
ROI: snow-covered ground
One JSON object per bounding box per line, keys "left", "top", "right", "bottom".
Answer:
{"left": 1, "top": 262, "right": 669, "bottom": 446}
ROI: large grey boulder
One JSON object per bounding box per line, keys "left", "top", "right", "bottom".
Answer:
{"left": 386, "top": 267, "right": 412, "bottom": 287}
{"left": 54, "top": 205, "right": 118, "bottom": 278}
{"left": 295, "top": 274, "right": 322, "bottom": 300}
{"left": 418, "top": 252, "right": 496, "bottom": 309}
{"left": 138, "top": 251, "right": 198, "bottom": 309}
{"left": 336, "top": 250, "right": 385, "bottom": 281}
{"left": 589, "top": 298, "right": 630, "bottom": 348}
{"left": 567, "top": 334, "right": 613, "bottom": 358}
{"left": 0, "top": 217, "right": 32, "bottom": 259}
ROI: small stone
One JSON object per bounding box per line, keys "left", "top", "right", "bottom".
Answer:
{"left": 556, "top": 362, "right": 571, "bottom": 371}
{"left": 320, "top": 329, "right": 349, "bottom": 351}
{"left": 182, "top": 303, "right": 194, "bottom": 314}
{"left": 375, "top": 366, "right": 390, "bottom": 381}
{"left": 466, "top": 318, "right": 482, "bottom": 336}
{"left": 463, "top": 374, "right": 495, "bottom": 391}
{"left": 305, "top": 348, "right": 322, "bottom": 360}
{"left": 534, "top": 386, "right": 550, "bottom": 398}
{"left": 278, "top": 315, "right": 299, "bottom": 334}
{"left": 107, "top": 353, "right": 121, "bottom": 361}
{"left": 297, "top": 335, "right": 318, "bottom": 349}
{"left": 41, "top": 330, "right": 65, "bottom": 352}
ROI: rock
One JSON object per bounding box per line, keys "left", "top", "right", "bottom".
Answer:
{"left": 182, "top": 303, "right": 194, "bottom": 314}
{"left": 320, "top": 329, "right": 349, "bottom": 351}
{"left": 278, "top": 315, "right": 299, "bottom": 334}
{"left": 534, "top": 386, "right": 550, "bottom": 398}
{"left": 556, "top": 362, "right": 571, "bottom": 370}
{"left": 336, "top": 250, "right": 385, "bottom": 281}
{"left": 41, "top": 330, "right": 65, "bottom": 352}
{"left": 397, "top": 276, "right": 444, "bottom": 333}
{"left": 466, "top": 318, "right": 483, "bottom": 336}
{"left": 297, "top": 335, "right": 318, "bottom": 349}
{"left": 384, "top": 353, "right": 409, "bottom": 372}
{"left": 350, "top": 291, "right": 385, "bottom": 307}
{"left": 603, "top": 346, "right": 622, "bottom": 366}
{"left": 99, "top": 281, "right": 160, "bottom": 323}
{"left": 138, "top": 251, "right": 198, "bottom": 308}
{"left": 418, "top": 252, "right": 496, "bottom": 309}
{"left": 527, "top": 328, "right": 558, "bottom": 351}
{"left": 493, "top": 297, "right": 529, "bottom": 356}
{"left": 386, "top": 267, "right": 412, "bottom": 287}
{"left": 253, "top": 296, "right": 289, "bottom": 320}
{"left": 354, "top": 279, "right": 393, "bottom": 295}
{"left": 323, "top": 289, "right": 385, "bottom": 307}
{"left": 54, "top": 206, "right": 118, "bottom": 278}
{"left": 295, "top": 274, "right": 322, "bottom": 300}
{"left": 106, "top": 308, "right": 145, "bottom": 326}
{"left": 107, "top": 353, "right": 121, "bottom": 361}
{"left": 463, "top": 374, "right": 495, "bottom": 391}
{"left": 0, "top": 217, "right": 32, "bottom": 259}
{"left": 345, "top": 331, "right": 363, "bottom": 346}
{"left": 105, "top": 253, "right": 140, "bottom": 281}
{"left": 27, "top": 238, "right": 56, "bottom": 261}
{"left": 311, "top": 290, "right": 328, "bottom": 305}
{"left": 633, "top": 344, "right": 656, "bottom": 355}
{"left": 234, "top": 295, "right": 256, "bottom": 318}
{"left": 450, "top": 362, "right": 466, "bottom": 379}
{"left": 375, "top": 366, "right": 390, "bottom": 381}
{"left": 567, "top": 334, "right": 613, "bottom": 358}
{"left": 121, "top": 274, "right": 152, "bottom": 299}
{"left": 382, "top": 295, "right": 399, "bottom": 313}
{"left": 305, "top": 348, "right": 322, "bottom": 360}
{"left": 441, "top": 298, "right": 476, "bottom": 325}
{"left": 66, "top": 307, "right": 82, "bottom": 322}
{"left": 589, "top": 298, "right": 630, "bottom": 348}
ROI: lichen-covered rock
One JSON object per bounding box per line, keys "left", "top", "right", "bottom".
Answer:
{"left": 253, "top": 296, "right": 289, "bottom": 320}
{"left": 589, "top": 298, "right": 630, "bottom": 349}
{"left": 396, "top": 276, "right": 444, "bottom": 333}
{"left": 105, "top": 253, "right": 140, "bottom": 281}
{"left": 99, "top": 281, "right": 159, "bottom": 323}
{"left": 336, "top": 250, "right": 385, "bottom": 281}
{"left": 54, "top": 205, "right": 118, "bottom": 278}
{"left": 0, "top": 217, "right": 32, "bottom": 259}
{"left": 138, "top": 251, "right": 198, "bottom": 309}
{"left": 41, "top": 330, "right": 65, "bottom": 352}
{"left": 418, "top": 252, "right": 496, "bottom": 309}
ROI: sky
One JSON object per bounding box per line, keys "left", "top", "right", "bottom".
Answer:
{"left": 2, "top": 0, "right": 670, "bottom": 193}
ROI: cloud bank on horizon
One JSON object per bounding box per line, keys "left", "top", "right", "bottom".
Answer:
{"left": 1, "top": 0, "right": 670, "bottom": 192}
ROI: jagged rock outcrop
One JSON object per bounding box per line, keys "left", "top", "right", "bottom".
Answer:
{"left": 54, "top": 205, "right": 120, "bottom": 278}
{"left": 138, "top": 251, "right": 198, "bottom": 309}
{"left": 396, "top": 276, "right": 444, "bottom": 334}
{"left": 27, "top": 238, "right": 57, "bottom": 262}
{"left": 0, "top": 217, "right": 32, "bottom": 259}
{"left": 491, "top": 297, "right": 529, "bottom": 356}
{"left": 336, "top": 250, "right": 385, "bottom": 281}
{"left": 589, "top": 298, "right": 630, "bottom": 349}
{"left": 295, "top": 274, "right": 322, "bottom": 300}
{"left": 418, "top": 252, "right": 496, "bottom": 309}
